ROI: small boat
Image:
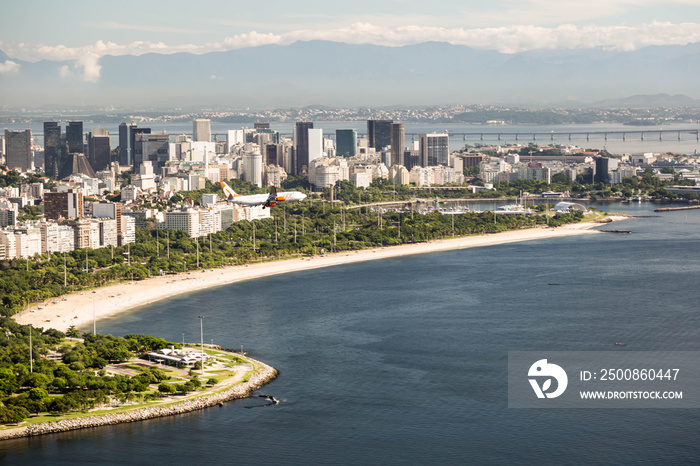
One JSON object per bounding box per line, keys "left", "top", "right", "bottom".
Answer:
{"left": 614, "top": 342, "right": 627, "bottom": 346}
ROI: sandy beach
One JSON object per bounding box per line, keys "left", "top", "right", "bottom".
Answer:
{"left": 13, "top": 218, "right": 626, "bottom": 333}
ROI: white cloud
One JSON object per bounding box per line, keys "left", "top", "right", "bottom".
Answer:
{"left": 59, "top": 65, "right": 73, "bottom": 78}
{"left": 222, "top": 31, "right": 283, "bottom": 49}
{"left": 0, "top": 60, "right": 20, "bottom": 74}
{"left": 4, "top": 22, "right": 700, "bottom": 82}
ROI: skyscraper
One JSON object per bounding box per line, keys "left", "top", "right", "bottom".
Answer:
{"left": 294, "top": 121, "right": 313, "bottom": 175}
{"left": 87, "top": 129, "right": 111, "bottom": 172}
{"left": 193, "top": 119, "right": 211, "bottom": 142}
{"left": 367, "top": 120, "right": 392, "bottom": 151}
{"left": 419, "top": 133, "right": 449, "bottom": 167}
{"left": 66, "top": 121, "right": 84, "bottom": 154}
{"left": 335, "top": 129, "right": 357, "bottom": 157}
{"left": 4, "top": 129, "right": 32, "bottom": 171}
{"left": 118, "top": 123, "right": 151, "bottom": 169}
{"left": 43, "top": 122, "right": 65, "bottom": 178}
{"left": 134, "top": 133, "right": 170, "bottom": 173}
{"left": 390, "top": 123, "right": 405, "bottom": 167}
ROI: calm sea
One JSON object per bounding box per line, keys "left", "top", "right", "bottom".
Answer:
{"left": 3, "top": 201, "right": 700, "bottom": 465}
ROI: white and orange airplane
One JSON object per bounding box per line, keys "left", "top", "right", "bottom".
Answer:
{"left": 220, "top": 181, "right": 307, "bottom": 208}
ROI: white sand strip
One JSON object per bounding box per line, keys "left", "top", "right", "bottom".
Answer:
{"left": 13, "top": 218, "right": 625, "bottom": 333}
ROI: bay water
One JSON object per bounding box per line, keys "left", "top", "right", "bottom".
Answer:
{"left": 3, "top": 202, "right": 700, "bottom": 465}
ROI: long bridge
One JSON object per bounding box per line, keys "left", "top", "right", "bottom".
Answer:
{"left": 401, "top": 128, "right": 700, "bottom": 143}
{"left": 211, "top": 127, "right": 700, "bottom": 144}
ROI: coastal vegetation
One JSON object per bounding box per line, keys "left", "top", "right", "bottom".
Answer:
{"left": 0, "top": 318, "right": 259, "bottom": 428}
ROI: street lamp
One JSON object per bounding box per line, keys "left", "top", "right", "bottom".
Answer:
{"left": 199, "top": 315, "right": 204, "bottom": 375}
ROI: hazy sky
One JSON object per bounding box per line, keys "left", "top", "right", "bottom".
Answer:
{"left": 2, "top": 0, "right": 700, "bottom": 82}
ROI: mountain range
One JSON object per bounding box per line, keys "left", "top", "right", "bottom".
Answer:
{"left": 1, "top": 40, "right": 700, "bottom": 109}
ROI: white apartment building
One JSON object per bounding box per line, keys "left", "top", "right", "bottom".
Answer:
{"left": 390, "top": 165, "right": 410, "bottom": 185}
{"left": 0, "top": 230, "right": 16, "bottom": 260}
{"left": 40, "top": 223, "right": 75, "bottom": 253}
{"left": 121, "top": 216, "right": 136, "bottom": 245}
{"left": 164, "top": 209, "right": 201, "bottom": 238}
{"left": 99, "top": 218, "right": 118, "bottom": 248}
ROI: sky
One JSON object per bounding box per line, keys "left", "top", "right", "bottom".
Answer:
{"left": 2, "top": 0, "right": 700, "bottom": 83}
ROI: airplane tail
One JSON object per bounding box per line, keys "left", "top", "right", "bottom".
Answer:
{"left": 220, "top": 181, "right": 237, "bottom": 200}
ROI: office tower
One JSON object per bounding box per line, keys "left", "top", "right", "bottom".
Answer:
{"left": 43, "top": 190, "right": 83, "bottom": 220}
{"left": 264, "top": 143, "right": 282, "bottom": 166}
{"left": 4, "top": 129, "right": 32, "bottom": 171}
{"left": 594, "top": 157, "right": 619, "bottom": 184}
{"left": 193, "top": 119, "right": 211, "bottom": 142}
{"left": 294, "top": 121, "right": 313, "bottom": 175}
{"left": 87, "top": 129, "right": 111, "bottom": 172}
{"left": 119, "top": 123, "right": 151, "bottom": 168}
{"left": 66, "top": 121, "right": 84, "bottom": 153}
{"left": 254, "top": 122, "right": 270, "bottom": 130}
{"left": 242, "top": 152, "right": 263, "bottom": 187}
{"left": 119, "top": 123, "right": 134, "bottom": 166}
{"left": 404, "top": 149, "right": 420, "bottom": 171}
{"left": 308, "top": 128, "right": 324, "bottom": 165}
{"left": 367, "top": 120, "right": 393, "bottom": 151}
{"left": 390, "top": 123, "right": 405, "bottom": 167}
{"left": 419, "top": 133, "right": 449, "bottom": 167}
{"left": 44, "top": 122, "right": 68, "bottom": 178}
{"left": 134, "top": 133, "right": 170, "bottom": 173}
{"left": 335, "top": 129, "right": 357, "bottom": 157}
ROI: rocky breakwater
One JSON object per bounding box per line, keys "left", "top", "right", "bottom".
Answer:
{"left": 0, "top": 358, "right": 277, "bottom": 441}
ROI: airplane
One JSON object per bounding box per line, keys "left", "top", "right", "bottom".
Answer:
{"left": 220, "top": 181, "right": 307, "bottom": 208}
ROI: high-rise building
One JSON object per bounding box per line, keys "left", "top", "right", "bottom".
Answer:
{"left": 66, "top": 121, "right": 84, "bottom": 154}
{"left": 404, "top": 149, "right": 420, "bottom": 171}
{"left": 43, "top": 122, "right": 65, "bottom": 178}
{"left": 367, "top": 120, "right": 393, "bottom": 151}
{"left": 594, "top": 157, "right": 619, "bottom": 184}
{"left": 254, "top": 122, "right": 270, "bottom": 130}
{"left": 294, "top": 121, "right": 313, "bottom": 175}
{"left": 87, "top": 129, "right": 111, "bottom": 172}
{"left": 308, "top": 128, "right": 324, "bottom": 165}
{"left": 419, "top": 133, "right": 449, "bottom": 167}
{"left": 134, "top": 133, "right": 170, "bottom": 173}
{"left": 193, "top": 119, "right": 211, "bottom": 142}
{"left": 43, "top": 190, "right": 83, "bottom": 220}
{"left": 119, "top": 123, "right": 134, "bottom": 166}
{"left": 4, "top": 129, "right": 32, "bottom": 171}
{"left": 335, "top": 129, "right": 357, "bottom": 157}
{"left": 242, "top": 152, "right": 263, "bottom": 187}
{"left": 92, "top": 201, "right": 123, "bottom": 245}
{"left": 119, "top": 123, "right": 151, "bottom": 168}
{"left": 390, "top": 123, "right": 405, "bottom": 167}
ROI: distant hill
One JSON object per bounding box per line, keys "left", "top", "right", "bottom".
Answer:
{"left": 1, "top": 41, "right": 700, "bottom": 108}
{"left": 593, "top": 94, "right": 700, "bottom": 108}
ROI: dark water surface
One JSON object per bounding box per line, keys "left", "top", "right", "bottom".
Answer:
{"left": 4, "top": 202, "right": 700, "bottom": 465}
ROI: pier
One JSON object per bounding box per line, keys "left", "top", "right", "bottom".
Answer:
{"left": 654, "top": 205, "right": 700, "bottom": 212}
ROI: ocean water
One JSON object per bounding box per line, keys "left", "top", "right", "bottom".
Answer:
{"left": 4, "top": 202, "right": 700, "bottom": 465}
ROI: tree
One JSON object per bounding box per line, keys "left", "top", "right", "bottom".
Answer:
{"left": 158, "top": 383, "right": 176, "bottom": 394}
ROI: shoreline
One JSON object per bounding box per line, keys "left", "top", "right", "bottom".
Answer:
{"left": 13, "top": 217, "right": 627, "bottom": 333}
{"left": 0, "top": 355, "right": 278, "bottom": 441}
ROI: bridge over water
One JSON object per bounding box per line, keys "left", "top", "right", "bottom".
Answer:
{"left": 402, "top": 128, "right": 700, "bottom": 143}
{"left": 205, "top": 128, "right": 700, "bottom": 144}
